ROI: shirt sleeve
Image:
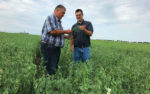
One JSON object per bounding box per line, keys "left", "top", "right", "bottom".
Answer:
{"left": 45, "top": 16, "right": 57, "bottom": 33}
{"left": 87, "top": 22, "right": 93, "bottom": 33}
{"left": 71, "top": 25, "right": 75, "bottom": 36}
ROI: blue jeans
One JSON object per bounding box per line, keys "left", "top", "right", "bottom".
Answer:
{"left": 41, "top": 42, "right": 61, "bottom": 75}
{"left": 73, "top": 47, "right": 90, "bottom": 63}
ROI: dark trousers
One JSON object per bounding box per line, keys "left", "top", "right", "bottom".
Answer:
{"left": 41, "top": 42, "right": 61, "bottom": 75}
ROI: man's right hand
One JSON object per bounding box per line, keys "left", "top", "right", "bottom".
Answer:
{"left": 65, "top": 30, "right": 72, "bottom": 34}
{"left": 70, "top": 45, "right": 74, "bottom": 52}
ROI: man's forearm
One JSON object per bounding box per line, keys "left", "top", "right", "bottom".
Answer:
{"left": 70, "top": 36, "right": 74, "bottom": 47}
{"left": 50, "top": 29, "right": 71, "bottom": 35}
{"left": 70, "top": 36, "right": 74, "bottom": 52}
{"left": 50, "top": 29, "right": 65, "bottom": 35}
{"left": 83, "top": 29, "right": 93, "bottom": 36}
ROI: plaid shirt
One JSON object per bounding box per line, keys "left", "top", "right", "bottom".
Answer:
{"left": 41, "top": 14, "right": 64, "bottom": 47}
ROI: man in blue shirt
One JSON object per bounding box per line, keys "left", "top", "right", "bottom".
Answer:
{"left": 41, "top": 5, "right": 72, "bottom": 75}
{"left": 70, "top": 9, "right": 93, "bottom": 63}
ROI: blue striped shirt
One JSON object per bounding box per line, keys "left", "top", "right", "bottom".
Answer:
{"left": 41, "top": 14, "right": 64, "bottom": 47}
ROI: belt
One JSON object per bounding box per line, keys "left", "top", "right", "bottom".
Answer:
{"left": 74, "top": 45, "right": 89, "bottom": 48}
{"left": 41, "top": 40, "right": 47, "bottom": 43}
{"left": 41, "top": 40, "right": 55, "bottom": 47}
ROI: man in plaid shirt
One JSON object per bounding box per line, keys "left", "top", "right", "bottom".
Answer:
{"left": 41, "top": 5, "right": 72, "bottom": 75}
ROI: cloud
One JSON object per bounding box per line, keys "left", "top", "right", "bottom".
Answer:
{"left": 0, "top": 0, "right": 55, "bottom": 34}
{"left": 0, "top": 0, "right": 150, "bottom": 41}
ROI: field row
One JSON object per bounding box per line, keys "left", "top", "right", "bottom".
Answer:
{"left": 0, "top": 32, "right": 150, "bottom": 94}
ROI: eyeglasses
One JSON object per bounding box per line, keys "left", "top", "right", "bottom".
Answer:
{"left": 76, "top": 14, "right": 82, "bottom": 16}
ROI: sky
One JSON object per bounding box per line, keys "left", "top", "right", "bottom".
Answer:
{"left": 0, "top": 0, "right": 150, "bottom": 42}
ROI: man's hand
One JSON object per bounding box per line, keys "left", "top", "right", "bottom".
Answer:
{"left": 78, "top": 25, "right": 86, "bottom": 31}
{"left": 64, "top": 34, "right": 71, "bottom": 39}
{"left": 70, "top": 45, "right": 74, "bottom": 52}
{"left": 78, "top": 25, "right": 92, "bottom": 36}
{"left": 65, "top": 30, "right": 72, "bottom": 34}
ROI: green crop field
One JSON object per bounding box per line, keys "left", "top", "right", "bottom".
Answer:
{"left": 0, "top": 32, "right": 150, "bottom": 94}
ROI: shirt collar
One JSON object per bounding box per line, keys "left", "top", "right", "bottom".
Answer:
{"left": 77, "top": 19, "right": 85, "bottom": 25}
{"left": 53, "top": 14, "right": 61, "bottom": 23}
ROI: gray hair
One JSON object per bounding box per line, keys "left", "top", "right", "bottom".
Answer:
{"left": 55, "top": 5, "right": 66, "bottom": 11}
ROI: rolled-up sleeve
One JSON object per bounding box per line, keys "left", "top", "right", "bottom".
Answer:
{"left": 87, "top": 22, "right": 93, "bottom": 33}
{"left": 45, "top": 16, "right": 57, "bottom": 33}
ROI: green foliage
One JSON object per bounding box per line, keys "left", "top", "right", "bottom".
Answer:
{"left": 0, "top": 32, "right": 150, "bottom": 94}
{"left": 72, "top": 25, "right": 80, "bottom": 32}
{"left": 0, "top": 32, "right": 40, "bottom": 94}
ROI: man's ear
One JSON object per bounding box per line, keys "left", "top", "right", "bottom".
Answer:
{"left": 56, "top": 9, "right": 58, "bottom": 12}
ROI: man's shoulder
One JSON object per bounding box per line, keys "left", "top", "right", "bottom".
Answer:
{"left": 46, "top": 14, "right": 55, "bottom": 20}
{"left": 72, "top": 23, "right": 77, "bottom": 28}
{"left": 84, "top": 20, "right": 92, "bottom": 24}
{"left": 45, "top": 15, "right": 51, "bottom": 21}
